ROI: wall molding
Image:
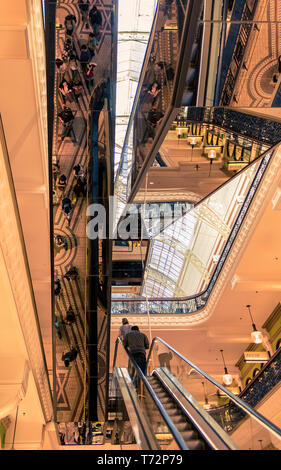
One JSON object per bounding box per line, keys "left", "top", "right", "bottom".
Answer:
{"left": 0, "top": 117, "right": 53, "bottom": 422}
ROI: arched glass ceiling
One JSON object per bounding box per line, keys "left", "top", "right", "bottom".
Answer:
{"left": 141, "top": 158, "right": 259, "bottom": 299}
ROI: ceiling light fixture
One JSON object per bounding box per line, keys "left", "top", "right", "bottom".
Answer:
{"left": 246, "top": 304, "right": 263, "bottom": 344}
{"left": 208, "top": 150, "right": 216, "bottom": 177}
{"left": 187, "top": 137, "right": 198, "bottom": 161}
{"left": 220, "top": 349, "right": 233, "bottom": 386}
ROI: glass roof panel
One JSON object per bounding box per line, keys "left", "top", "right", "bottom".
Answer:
{"left": 140, "top": 158, "right": 260, "bottom": 299}
{"left": 114, "top": 0, "right": 157, "bottom": 177}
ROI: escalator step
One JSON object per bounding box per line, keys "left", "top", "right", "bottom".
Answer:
{"left": 159, "top": 397, "right": 174, "bottom": 404}
{"left": 166, "top": 408, "right": 182, "bottom": 417}
{"left": 156, "top": 392, "right": 170, "bottom": 398}
{"left": 185, "top": 440, "right": 204, "bottom": 450}
{"left": 170, "top": 415, "right": 186, "bottom": 424}
{"left": 160, "top": 402, "right": 176, "bottom": 410}
{"left": 180, "top": 431, "right": 197, "bottom": 441}
{"left": 175, "top": 422, "right": 192, "bottom": 432}
{"left": 150, "top": 386, "right": 164, "bottom": 392}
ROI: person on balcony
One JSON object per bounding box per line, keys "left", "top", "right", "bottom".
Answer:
{"left": 54, "top": 279, "right": 62, "bottom": 297}
{"left": 72, "top": 176, "right": 86, "bottom": 202}
{"left": 59, "top": 78, "right": 75, "bottom": 104}
{"left": 58, "top": 105, "right": 76, "bottom": 142}
{"left": 87, "top": 32, "right": 99, "bottom": 58}
{"left": 55, "top": 234, "right": 67, "bottom": 249}
{"left": 79, "top": 44, "right": 92, "bottom": 72}
{"left": 55, "top": 318, "right": 62, "bottom": 340}
{"left": 63, "top": 306, "right": 76, "bottom": 325}
{"left": 73, "top": 163, "right": 85, "bottom": 179}
{"left": 61, "top": 197, "right": 72, "bottom": 223}
{"left": 85, "top": 62, "right": 97, "bottom": 88}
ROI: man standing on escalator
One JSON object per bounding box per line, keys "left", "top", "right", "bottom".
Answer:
{"left": 123, "top": 325, "right": 149, "bottom": 375}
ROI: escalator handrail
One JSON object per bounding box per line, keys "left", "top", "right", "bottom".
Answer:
{"left": 113, "top": 337, "right": 189, "bottom": 450}
{"left": 148, "top": 337, "right": 281, "bottom": 441}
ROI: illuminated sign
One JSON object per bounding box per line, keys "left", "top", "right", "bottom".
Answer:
{"left": 244, "top": 351, "right": 268, "bottom": 363}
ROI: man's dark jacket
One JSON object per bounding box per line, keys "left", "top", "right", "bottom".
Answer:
{"left": 123, "top": 330, "right": 149, "bottom": 355}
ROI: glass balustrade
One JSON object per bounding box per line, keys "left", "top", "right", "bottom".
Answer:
{"left": 113, "top": 338, "right": 186, "bottom": 449}
{"left": 146, "top": 338, "right": 281, "bottom": 450}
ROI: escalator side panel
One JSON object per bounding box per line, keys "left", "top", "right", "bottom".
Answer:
{"left": 114, "top": 367, "right": 160, "bottom": 450}
{"left": 153, "top": 368, "right": 239, "bottom": 450}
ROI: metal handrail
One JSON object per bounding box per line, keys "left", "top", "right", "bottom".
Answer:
{"left": 113, "top": 337, "right": 189, "bottom": 450}
{"left": 148, "top": 337, "right": 281, "bottom": 441}
{"left": 114, "top": 367, "right": 160, "bottom": 450}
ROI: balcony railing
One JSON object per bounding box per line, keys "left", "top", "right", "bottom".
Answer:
{"left": 209, "top": 347, "right": 281, "bottom": 434}
{"left": 186, "top": 107, "right": 281, "bottom": 147}
{"left": 239, "top": 347, "right": 281, "bottom": 409}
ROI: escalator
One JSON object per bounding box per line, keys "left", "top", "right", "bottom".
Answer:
{"left": 146, "top": 374, "right": 210, "bottom": 449}
{"left": 111, "top": 337, "right": 281, "bottom": 450}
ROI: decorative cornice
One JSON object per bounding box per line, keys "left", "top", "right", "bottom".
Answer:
{"left": 262, "top": 303, "right": 281, "bottom": 330}
{"left": 0, "top": 360, "right": 30, "bottom": 421}
{"left": 0, "top": 118, "right": 53, "bottom": 422}
{"left": 25, "top": 0, "right": 49, "bottom": 212}
{"left": 111, "top": 145, "right": 281, "bottom": 327}
{"left": 134, "top": 191, "right": 201, "bottom": 204}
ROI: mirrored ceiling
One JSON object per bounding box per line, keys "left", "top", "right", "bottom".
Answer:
{"left": 114, "top": 0, "right": 281, "bottom": 229}
{"left": 133, "top": 106, "right": 280, "bottom": 207}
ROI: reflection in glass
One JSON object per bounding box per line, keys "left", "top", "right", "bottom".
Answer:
{"left": 113, "top": 338, "right": 182, "bottom": 449}
{"left": 113, "top": 0, "right": 203, "bottom": 229}
{"left": 114, "top": 0, "right": 281, "bottom": 231}
{"left": 131, "top": 0, "right": 201, "bottom": 188}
